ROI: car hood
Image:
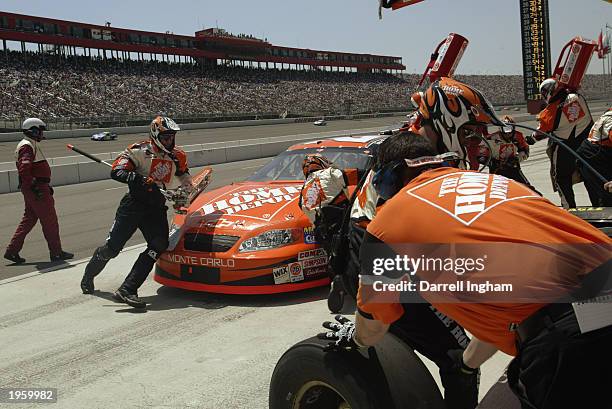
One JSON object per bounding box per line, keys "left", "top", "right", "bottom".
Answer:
{"left": 179, "top": 181, "right": 310, "bottom": 235}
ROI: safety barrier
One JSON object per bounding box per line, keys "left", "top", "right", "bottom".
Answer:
{"left": 0, "top": 127, "right": 383, "bottom": 193}
{"left": 0, "top": 112, "right": 406, "bottom": 143}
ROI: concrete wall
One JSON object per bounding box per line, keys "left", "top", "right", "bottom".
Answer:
{"left": 0, "top": 112, "right": 402, "bottom": 143}
{"left": 0, "top": 128, "right": 379, "bottom": 193}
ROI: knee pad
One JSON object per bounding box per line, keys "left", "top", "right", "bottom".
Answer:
{"left": 95, "top": 244, "right": 119, "bottom": 261}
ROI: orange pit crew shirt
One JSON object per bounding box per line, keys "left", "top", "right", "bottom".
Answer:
{"left": 358, "top": 167, "right": 611, "bottom": 355}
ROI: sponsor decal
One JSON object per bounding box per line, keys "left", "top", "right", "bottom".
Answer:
{"left": 563, "top": 101, "right": 585, "bottom": 123}
{"left": 272, "top": 266, "right": 290, "bottom": 284}
{"left": 289, "top": 262, "right": 304, "bottom": 283}
{"left": 441, "top": 85, "right": 464, "bottom": 96}
{"left": 304, "top": 265, "right": 328, "bottom": 278}
{"left": 302, "top": 178, "right": 326, "bottom": 210}
{"left": 303, "top": 226, "right": 317, "bottom": 244}
{"left": 198, "top": 186, "right": 300, "bottom": 218}
{"left": 199, "top": 218, "right": 248, "bottom": 231}
{"left": 301, "top": 256, "right": 328, "bottom": 269}
{"left": 298, "top": 248, "right": 327, "bottom": 261}
{"left": 408, "top": 171, "right": 539, "bottom": 226}
{"left": 561, "top": 43, "right": 581, "bottom": 85}
{"left": 433, "top": 35, "right": 452, "bottom": 72}
{"left": 165, "top": 253, "right": 235, "bottom": 268}
{"left": 149, "top": 159, "right": 173, "bottom": 183}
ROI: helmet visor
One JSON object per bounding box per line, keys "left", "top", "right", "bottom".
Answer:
{"left": 158, "top": 131, "right": 176, "bottom": 149}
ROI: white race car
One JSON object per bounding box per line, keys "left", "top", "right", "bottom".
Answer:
{"left": 313, "top": 119, "right": 327, "bottom": 126}
{"left": 91, "top": 131, "right": 118, "bottom": 141}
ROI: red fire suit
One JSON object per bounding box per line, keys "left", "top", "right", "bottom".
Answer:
{"left": 6, "top": 136, "right": 62, "bottom": 256}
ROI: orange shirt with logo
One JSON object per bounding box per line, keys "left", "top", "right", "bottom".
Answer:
{"left": 359, "top": 167, "right": 611, "bottom": 355}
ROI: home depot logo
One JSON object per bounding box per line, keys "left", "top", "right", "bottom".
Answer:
{"left": 198, "top": 186, "right": 300, "bottom": 218}
{"left": 563, "top": 101, "right": 585, "bottom": 123}
{"left": 407, "top": 172, "right": 539, "bottom": 225}
{"left": 302, "top": 178, "right": 326, "bottom": 210}
{"left": 149, "top": 159, "right": 172, "bottom": 183}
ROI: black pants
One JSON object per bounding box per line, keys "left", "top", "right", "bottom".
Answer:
{"left": 359, "top": 230, "right": 477, "bottom": 409}
{"left": 390, "top": 303, "right": 477, "bottom": 409}
{"left": 576, "top": 140, "right": 612, "bottom": 206}
{"left": 548, "top": 130, "right": 588, "bottom": 209}
{"left": 85, "top": 194, "right": 169, "bottom": 293}
{"left": 490, "top": 162, "right": 541, "bottom": 196}
{"left": 508, "top": 312, "right": 612, "bottom": 409}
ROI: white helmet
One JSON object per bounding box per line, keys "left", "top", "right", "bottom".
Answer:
{"left": 539, "top": 78, "right": 558, "bottom": 102}
{"left": 22, "top": 118, "right": 47, "bottom": 140}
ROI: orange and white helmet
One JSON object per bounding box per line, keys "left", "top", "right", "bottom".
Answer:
{"left": 418, "top": 77, "right": 503, "bottom": 160}
{"left": 302, "top": 153, "right": 332, "bottom": 177}
{"left": 150, "top": 115, "right": 180, "bottom": 154}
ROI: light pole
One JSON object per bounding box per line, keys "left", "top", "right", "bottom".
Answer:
{"left": 606, "top": 24, "right": 611, "bottom": 77}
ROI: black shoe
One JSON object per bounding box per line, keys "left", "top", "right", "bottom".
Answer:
{"left": 4, "top": 252, "right": 25, "bottom": 264}
{"left": 80, "top": 273, "right": 95, "bottom": 294}
{"left": 50, "top": 251, "right": 74, "bottom": 262}
{"left": 113, "top": 288, "right": 146, "bottom": 309}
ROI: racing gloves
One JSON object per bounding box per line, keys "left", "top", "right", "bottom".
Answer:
{"left": 318, "top": 315, "right": 365, "bottom": 351}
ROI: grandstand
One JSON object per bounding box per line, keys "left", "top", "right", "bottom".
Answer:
{"left": 0, "top": 11, "right": 610, "bottom": 131}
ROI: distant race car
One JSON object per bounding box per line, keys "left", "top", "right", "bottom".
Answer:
{"left": 154, "top": 134, "right": 385, "bottom": 294}
{"left": 91, "top": 131, "right": 118, "bottom": 141}
{"left": 313, "top": 119, "right": 327, "bottom": 126}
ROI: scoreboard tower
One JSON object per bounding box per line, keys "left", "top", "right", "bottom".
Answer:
{"left": 519, "top": 0, "right": 552, "bottom": 113}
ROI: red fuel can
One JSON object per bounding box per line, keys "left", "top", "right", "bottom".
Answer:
{"left": 419, "top": 33, "right": 469, "bottom": 88}
{"left": 553, "top": 37, "right": 597, "bottom": 92}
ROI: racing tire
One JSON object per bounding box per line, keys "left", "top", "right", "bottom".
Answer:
{"left": 269, "top": 336, "right": 444, "bottom": 409}
{"left": 270, "top": 340, "right": 390, "bottom": 409}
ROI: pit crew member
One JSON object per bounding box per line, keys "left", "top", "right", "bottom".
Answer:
{"left": 5, "top": 118, "right": 73, "bottom": 264}
{"left": 576, "top": 107, "right": 612, "bottom": 206}
{"left": 80, "top": 116, "right": 191, "bottom": 308}
{"left": 535, "top": 78, "right": 593, "bottom": 208}
{"left": 486, "top": 115, "right": 538, "bottom": 192}
{"left": 325, "top": 132, "right": 611, "bottom": 409}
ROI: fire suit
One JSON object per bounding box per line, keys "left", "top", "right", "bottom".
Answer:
{"left": 576, "top": 108, "right": 612, "bottom": 206}
{"left": 6, "top": 136, "right": 63, "bottom": 256}
{"left": 299, "top": 167, "right": 358, "bottom": 271}
{"left": 299, "top": 167, "right": 350, "bottom": 225}
{"left": 84, "top": 141, "right": 191, "bottom": 294}
{"left": 536, "top": 91, "right": 593, "bottom": 208}
{"left": 486, "top": 129, "right": 539, "bottom": 193}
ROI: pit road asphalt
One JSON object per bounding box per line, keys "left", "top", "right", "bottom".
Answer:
{"left": 0, "top": 114, "right": 601, "bottom": 409}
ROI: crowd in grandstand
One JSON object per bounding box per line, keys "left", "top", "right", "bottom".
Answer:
{"left": 0, "top": 51, "right": 609, "bottom": 123}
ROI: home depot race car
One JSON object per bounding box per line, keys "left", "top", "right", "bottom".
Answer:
{"left": 154, "top": 134, "right": 384, "bottom": 294}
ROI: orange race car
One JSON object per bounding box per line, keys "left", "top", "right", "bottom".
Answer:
{"left": 154, "top": 135, "right": 385, "bottom": 294}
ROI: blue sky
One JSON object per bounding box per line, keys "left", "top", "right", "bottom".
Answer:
{"left": 2, "top": 0, "right": 610, "bottom": 74}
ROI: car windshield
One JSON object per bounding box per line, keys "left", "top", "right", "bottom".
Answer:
{"left": 247, "top": 147, "right": 371, "bottom": 182}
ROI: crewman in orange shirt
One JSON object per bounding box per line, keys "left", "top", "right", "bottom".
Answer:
{"left": 535, "top": 78, "right": 593, "bottom": 208}
{"left": 323, "top": 132, "right": 611, "bottom": 409}
{"left": 319, "top": 80, "right": 612, "bottom": 409}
